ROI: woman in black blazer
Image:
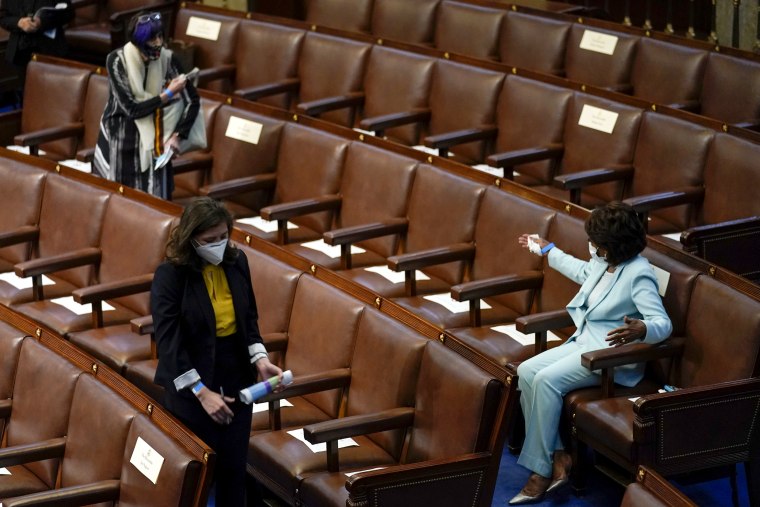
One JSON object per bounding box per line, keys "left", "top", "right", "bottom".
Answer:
{"left": 152, "top": 197, "right": 282, "bottom": 507}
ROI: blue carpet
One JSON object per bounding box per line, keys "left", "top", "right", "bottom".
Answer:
{"left": 492, "top": 445, "right": 749, "bottom": 506}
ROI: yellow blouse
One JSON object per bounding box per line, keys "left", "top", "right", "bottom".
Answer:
{"left": 201, "top": 264, "right": 237, "bottom": 337}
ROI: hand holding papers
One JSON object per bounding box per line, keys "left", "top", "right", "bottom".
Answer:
{"left": 154, "top": 148, "right": 174, "bottom": 171}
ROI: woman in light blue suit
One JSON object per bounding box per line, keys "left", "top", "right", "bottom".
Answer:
{"left": 509, "top": 202, "right": 672, "bottom": 505}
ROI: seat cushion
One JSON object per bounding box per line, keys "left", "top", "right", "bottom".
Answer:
{"left": 11, "top": 299, "right": 137, "bottom": 336}
{"left": 0, "top": 464, "right": 49, "bottom": 499}
{"left": 250, "top": 395, "right": 333, "bottom": 434}
{"left": 574, "top": 396, "right": 636, "bottom": 461}
{"left": 68, "top": 324, "right": 152, "bottom": 374}
{"left": 394, "top": 295, "right": 521, "bottom": 330}
{"left": 123, "top": 359, "right": 164, "bottom": 406}
{"left": 448, "top": 326, "right": 565, "bottom": 367}
{"left": 337, "top": 267, "right": 451, "bottom": 298}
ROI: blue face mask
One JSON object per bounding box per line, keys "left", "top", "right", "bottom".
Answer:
{"left": 193, "top": 238, "right": 227, "bottom": 266}
{"left": 588, "top": 242, "right": 607, "bottom": 264}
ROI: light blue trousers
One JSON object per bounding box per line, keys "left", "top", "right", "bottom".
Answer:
{"left": 516, "top": 341, "right": 600, "bottom": 478}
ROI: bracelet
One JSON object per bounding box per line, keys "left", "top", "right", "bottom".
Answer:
{"left": 540, "top": 242, "right": 555, "bottom": 255}
{"left": 191, "top": 381, "right": 204, "bottom": 396}
{"left": 163, "top": 88, "right": 174, "bottom": 100}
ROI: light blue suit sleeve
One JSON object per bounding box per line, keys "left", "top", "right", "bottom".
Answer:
{"left": 547, "top": 247, "right": 593, "bottom": 285}
{"left": 630, "top": 267, "right": 672, "bottom": 344}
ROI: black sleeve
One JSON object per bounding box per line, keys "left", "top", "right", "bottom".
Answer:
{"left": 0, "top": 0, "right": 24, "bottom": 33}
{"left": 37, "top": 0, "right": 73, "bottom": 31}
{"left": 170, "top": 53, "right": 201, "bottom": 140}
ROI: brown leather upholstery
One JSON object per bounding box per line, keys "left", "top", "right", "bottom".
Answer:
{"left": 564, "top": 24, "right": 639, "bottom": 91}
{"left": 79, "top": 74, "right": 110, "bottom": 156}
{"left": 434, "top": 1, "right": 504, "bottom": 60}
{"left": 370, "top": 0, "right": 440, "bottom": 44}
{"left": 630, "top": 38, "right": 707, "bottom": 108}
{"left": 499, "top": 11, "right": 570, "bottom": 75}
{"left": 234, "top": 21, "right": 305, "bottom": 109}
{"left": 0, "top": 324, "right": 25, "bottom": 440}
{"left": 305, "top": 0, "right": 373, "bottom": 33}
{"left": 0, "top": 161, "right": 46, "bottom": 273}
{"left": 621, "top": 467, "right": 697, "bottom": 507}
{"left": 700, "top": 53, "right": 760, "bottom": 126}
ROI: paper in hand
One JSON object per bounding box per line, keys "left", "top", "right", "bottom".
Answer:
{"left": 154, "top": 148, "right": 174, "bottom": 171}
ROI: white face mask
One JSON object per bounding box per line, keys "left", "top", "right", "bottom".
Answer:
{"left": 193, "top": 238, "right": 228, "bottom": 266}
{"left": 588, "top": 242, "right": 607, "bottom": 264}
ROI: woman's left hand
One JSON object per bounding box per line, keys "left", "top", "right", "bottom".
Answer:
{"left": 255, "top": 357, "right": 285, "bottom": 392}
{"left": 165, "top": 133, "right": 181, "bottom": 154}
{"left": 606, "top": 316, "right": 646, "bottom": 347}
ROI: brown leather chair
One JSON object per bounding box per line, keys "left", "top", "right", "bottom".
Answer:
{"left": 75, "top": 73, "right": 110, "bottom": 163}
{"left": 499, "top": 11, "right": 571, "bottom": 75}
{"left": 392, "top": 187, "right": 555, "bottom": 330}
{"left": 370, "top": 0, "right": 440, "bottom": 45}
{"left": 294, "top": 340, "right": 503, "bottom": 507}
{"left": 233, "top": 20, "right": 305, "bottom": 109}
{"left": 564, "top": 24, "right": 639, "bottom": 92}
{"left": 433, "top": 1, "right": 504, "bottom": 60}
{"left": 284, "top": 142, "right": 418, "bottom": 270}
{"left": 0, "top": 323, "right": 25, "bottom": 441}
{"left": 248, "top": 307, "right": 428, "bottom": 504}
{"left": 334, "top": 164, "right": 485, "bottom": 298}
{"left": 621, "top": 467, "right": 698, "bottom": 507}
{"left": 630, "top": 38, "right": 707, "bottom": 110}
{"left": 699, "top": 52, "right": 760, "bottom": 128}
{"left": 305, "top": 0, "right": 373, "bottom": 33}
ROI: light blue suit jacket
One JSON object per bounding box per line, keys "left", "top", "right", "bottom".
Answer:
{"left": 547, "top": 247, "right": 672, "bottom": 387}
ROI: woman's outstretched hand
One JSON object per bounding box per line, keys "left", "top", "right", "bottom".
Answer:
{"left": 606, "top": 316, "right": 646, "bottom": 347}
{"left": 518, "top": 234, "right": 549, "bottom": 251}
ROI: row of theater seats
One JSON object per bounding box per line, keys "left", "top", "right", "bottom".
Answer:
{"left": 0, "top": 307, "right": 212, "bottom": 506}
{"left": 176, "top": 2, "right": 760, "bottom": 128}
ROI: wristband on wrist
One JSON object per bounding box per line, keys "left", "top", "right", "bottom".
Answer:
{"left": 191, "top": 381, "right": 204, "bottom": 396}
{"left": 164, "top": 88, "right": 174, "bottom": 99}
{"left": 540, "top": 242, "right": 555, "bottom": 255}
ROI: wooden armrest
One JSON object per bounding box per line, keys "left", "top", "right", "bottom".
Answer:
{"left": 0, "top": 398, "right": 11, "bottom": 419}
{"left": 554, "top": 165, "right": 634, "bottom": 189}
{"left": 257, "top": 368, "right": 351, "bottom": 403}
{"left": 234, "top": 78, "right": 300, "bottom": 101}
{"left": 76, "top": 147, "right": 95, "bottom": 163}
{"left": 262, "top": 332, "right": 287, "bottom": 352}
{"left": 681, "top": 216, "right": 760, "bottom": 248}
{"left": 388, "top": 243, "right": 475, "bottom": 272}
{"left": 323, "top": 218, "right": 408, "bottom": 246}
{"left": 487, "top": 144, "right": 564, "bottom": 168}
{"left": 14, "top": 122, "right": 84, "bottom": 148}
{"left": 515, "top": 309, "right": 572, "bottom": 334}
{"left": 261, "top": 195, "right": 342, "bottom": 222}
{"left": 304, "top": 407, "right": 415, "bottom": 444}
{"left": 197, "top": 64, "right": 236, "bottom": 86}
{"left": 72, "top": 273, "right": 153, "bottom": 304}
{"left": 635, "top": 377, "right": 760, "bottom": 417}
{"left": 200, "top": 173, "right": 276, "bottom": 200}
{"left": 2, "top": 479, "right": 120, "bottom": 507}
{"left": 0, "top": 225, "right": 39, "bottom": 248}
{"left": 0, "top": 437, "right": 66, "bottom": 468}
{"left": 624, "top": 187, "right": 704, "bottom": 214}
{"left": 423, "top": 126, "right": 498, "bottom": 151}
{"left": 451, "top": 271, "right": 543, "bottom": 302}
{"left": 15, "top": 247, "right": 101, "bottom": 278}
{"left": 172, "top": 153, "right": 213, "bottom": 174}
{"left": 296, "top": 92, "right": 365, "bottom": 117}
{"left": 130, "top": 315, "right": 153, "bottom": 335}
{"left": 581, "top": 336, "right": 685, "bottom": 371}
{"left": 359, "top": 109, "right": 431, "bottom": 134}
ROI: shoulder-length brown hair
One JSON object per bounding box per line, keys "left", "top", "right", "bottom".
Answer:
{"left": 165, "top": 197, "right": 237, "bottom": 269}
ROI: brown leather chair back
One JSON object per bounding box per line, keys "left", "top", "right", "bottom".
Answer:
{"left": 471, "top": 188, "right": 555, "bottom": 315}
{"left": 173, "top": 96, "right": 223, "bottom": 199}
{"left": 21, "top": 61, "right": 90, "bottom": 159}
{"left": 630, "top": 38, "right": 707, "bottom": 107}
{"left": 680, "top": 275, "right": 760, "bottom": 387}
{"left": 405, "top": 340, "right": 501, "bottom": 462}
{"left": 362, "top": 46, "right": 436, "bottom": 145}
{"left": 371, "top": 0, "right": 440, "bottom": 44}
{"left": 346, "top": 309, "right": 428, "bottom": 459}
{"left": 701, "top": 134, "right": 760, "bottom": 225}
{"left": 405, "top": 165, "right": 485, "bottom": 285}
{"left": 434, "top": 1, "right": 504, "bottom": 60}
{"left": 98, "top": 196, "right": 174, "bottom": 314}
{"left": 337, "top": 143, "right": 418, "bottom": 257}
{"left": 630, "top": 113, "right": 713, "bottom": 233}
{"left": 428, "top": 61, "right": 504, "bottom": 163}
{"left": 297, "top": 33, "right": 373, "bottom": 126}
{"left": 118, "top": 414, "right": 202, "bottom": 507}
{"left": 0, "top": 161, "right": 46, "bottom": 267}
{"left": 495, "top": 75, "right": 573, "bottom": 184}
{"left": 564, "top": 24, "right": 639, "bottom": 91}
{"left": 36, "top": 175, "right": 111, "bottom": 288}
{"left": 274, "top": 124, "right": 350, "bottom": 233}
{"left": 700, "top": 53, "right": 760, "bottom": 125}
{"left": 283, "top": 275, "right": 365, "bottom": 418}
{"left": 0, "top": 326, "right": 25, "bottom": 400}
{"left": 235, "top": 21, "right": 305, "bottom": 109}
{"left": 499, "top": 11, "right": 570, "bottom": 75}
{"left": 305, "top": 0, "right": 373, "bottom": 32}
{"left": 5, "top": 338, "right": 83, "bottom": 488}
{"left": 60, "top": 374, "right": 137, "bottom": 488}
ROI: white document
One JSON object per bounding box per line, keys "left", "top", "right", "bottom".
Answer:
{"left": 58, "top": 159, "right": 92, "bottom": 173}
{"left": 422, "top": 293, "right": 492, "bottom": 314}
{"left": 579, "top": 29, "right": 619, "bottom": 55}
{"left": 363, "top": 266, "right": 430, "bottom": 284}
{"left": 236, "top": 216, "right": 297, "bottom": 233}
{"left": 578, "top": 104, "right": 619, "bottom": 134}
{"left": 650, "top": 265, "right": 671, "bottom": 297}
{"left": 0, "top": 273, "right": 54, "bottom": 290}
{"left": 50, "top": 297, "right": 115, "bottom": 316}
{"left": 185, "top": 16, "right": 222, "bottom": 41}
{"left": 0, "top": 467, "right": 10, "bottom": 475}
{"left": 300, "top": 240, "right": 365, "bottom": 259}
{"left": 129, "top": 437, "right": 165, "bottom": 485}
{"left": 490, "top": 323, "right": 562, "bottom": 346}
{"left": 287, "top": 428, "right": 358, "bottom": 453}
{"left": 661, "top": 232, "right": 682, "bottom": 242}
{"left": 225, "top": 117, "right": 263, "bottom": 145}
{"left": 252, "top": 398, "right": 293, "bottom": 414}
{"left": 345, "top": 467, "right": 385, "bottom": 477}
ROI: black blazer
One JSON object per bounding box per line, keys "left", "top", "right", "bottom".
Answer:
{"left": 151, "top": 252, "right": 263, "bottom": 396}
{"left": 0, "top": 0, "right": 72, "bottom": 66}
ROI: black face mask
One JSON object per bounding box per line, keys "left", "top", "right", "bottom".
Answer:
{"left": 142, "top": 44, "right": 162, "bottom": 61}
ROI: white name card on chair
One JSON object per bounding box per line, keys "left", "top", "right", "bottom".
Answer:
{"left": 185, "top": 16, "right": 222, "bottom": 41}
{"left": 579, "top": 29, "right": 618, "bottom": 55}
{"left": 651, "top": 265, "right": 671, "bottom": 297}
{"left": 578, "top": 104, "right": 619, "bottom": 134}
{"left": 287, "top": 428, "right": 358, "bottom": 453}
{"left": 423, "top": 293, "right": 491, "bottom": 314}
{"left": 129, "top": 437, "right": 165, "bottom": 485}
{"left": 490, "top": 323, "right": 562, "bottom": 346}
{"left": 225, "top": 116, "right": 263, "bottom": 145}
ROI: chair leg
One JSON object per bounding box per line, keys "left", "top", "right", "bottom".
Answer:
{"left": 747, "top": 459, "right": 760, "bottom": 507}
{"left": 570, "top": 434, "right": 588, "bottom": 496}
{"left": 507, "top": 390, "right": 524, "bottom": 454}
{"left": 730, "top": 464, "right": 739, "bottom": 507}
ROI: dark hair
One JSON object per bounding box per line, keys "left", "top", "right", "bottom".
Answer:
{"left": 129, "top": 11, "right": 164, "bottom": 49}
{"left": 585, "top": 201, "right": 646, "bottom": 266}
{"left": 166, "top": 197, "right": 237, "bottom": 269}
